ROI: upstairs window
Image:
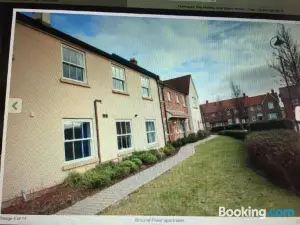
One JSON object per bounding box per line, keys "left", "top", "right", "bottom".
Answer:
{"left": 268, "top": 102, "right": 274, "bottom": 109}
{"left": 176, "top": 94, "right": 179, "bottom": 103}
{"left": 257, "top": 105, "right": 262, "bottom": 110}
{"left": 62, "top": 45, "right": 86, "bottom": 83}
{"left": 182, "top": 95, "right": 186, "bottom": 106}
{"left": 146, "top": 120, "right": 156, "bottom": 144}
{"left": 250, "top": 106, "right": 254, "bottom": 112}
{"left": 141, "top": 76, "right": 150, "bottom": 98}
{"left": 112, "top": 65, "right": 126, "bottom": 92}
{"left": 192, "top": 97, "right": 197, "bottom": 107}
{"left": 292, "top": 98, "right": 299, "bottom": 105}
{"left": 167, "top": 92, "right": 171, "bottom": 102}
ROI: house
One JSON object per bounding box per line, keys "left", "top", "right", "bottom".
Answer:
{"left": 159, "top": 81, "right": 189, "bottom": 142}
{"left": 163, "top": 75, "right": 204, "bottom": 133}
{"left": 2, "top": 13, "right": 165, "bottom": 205}
{"left": 200, "top": 90, "right": 282, "bottom": 129}
{"left": 279, "top": 84, "right": 300, "bottom": 130}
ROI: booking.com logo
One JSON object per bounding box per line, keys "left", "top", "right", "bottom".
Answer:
{"left": 219, "top": 206, "right": 295, "bottom": 218}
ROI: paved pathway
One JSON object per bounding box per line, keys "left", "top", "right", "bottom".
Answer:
{"left": 56, "top": 135, "right": 217, "bottom": 215}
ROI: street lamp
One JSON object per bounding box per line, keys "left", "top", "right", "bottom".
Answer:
{"left": 270, "top": 35, "right": 295, "bottom": 127}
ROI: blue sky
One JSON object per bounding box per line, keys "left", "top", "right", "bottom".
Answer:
{"left": 22, "top": 12, "right": 300, "bottom": 103}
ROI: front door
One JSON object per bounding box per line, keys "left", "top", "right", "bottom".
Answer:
{"left": 180, "top": 121, "right": 186, "bottom": 137}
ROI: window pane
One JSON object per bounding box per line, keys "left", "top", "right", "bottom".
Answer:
{"left": 76, "top": 67, "right": 84, "bottom": 82}
{"left": 126, "top": 135, "right": 132, "bottom": 148}
{"left": 74, "top": 141, "right": 83, "bottom": 159}
{"left": 121, "top": 135, "right": 127, "bottom": 148}
{"left": 82, "top": 122, "right": 91, "bottom": 138}
{"left": 63, "top": 63, "right": 70, "bottom": 79}
{"left": 69, "top": 49, "right": 77, "bottom": 64}
{"left": 117, "top": 136, "right": 122, "bottom": 150}
{"left": 74, "top": 122, "right": 83, "bottom": 139}
{"left": 112, "top": 66, "right": 116, "bottom": 78}
{"left": 150, "top": 122, "right": 155, "bottom": 131}
{"left": 63, "top": 47, "right": 70, "bottom": 62}
{"left": 69, "top": 65, "right": 77, "bottom": 80}
{"left": 151, "top": 132, "right": 156, "bottom": 143}
{"left": 65, "top": 142, "right": 73, "bottom": 161}
{"left": 126, "top": 122, "right": 131, "bottom": 134}
{"left": 121, "top": 122, "right": 126, "bottom": 135}
{"left": 116, "top": 122, "right": 121, "bottom": 135}
{"left": 64, "top": 121, "right": 73, "bottom": 140}
{"left": 146, "top": 122, "right": 150, "bottom": 132}
{"left": 82, "top": 140, "right": 91, "bottom": 157}
{"left": 147, "top": 133, "right": 150, "bottom": 143}
{"left": 76, "top": 53, "right": 84, "bottom": 66}
{"left": 119, "top": 68, "right": 125, "bottom": 80}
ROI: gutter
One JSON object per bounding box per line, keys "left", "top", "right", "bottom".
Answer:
{"left": 94, "top": 100, "right": 102, "bottom": 163}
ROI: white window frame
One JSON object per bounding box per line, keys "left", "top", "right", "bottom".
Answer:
{"left": 167, "top": 92, "right": 171, "bottom": 102}
{"left": 116, "top": 120, "right": 133, "bottom": 151}
{"left": 141, "top": 76, "right": 151, "bottom": 98}
{"left": 227, "top": 110, "right": 231, "bottom": 116}
{"left": 252, "top": 116, "right": 256, "bottom": 122}
{"left": 61, "top": 45, "right": 86, "bottom": 83}
{"left": 182, "top": 95, "right": 186, "bottom": 107}
{"left": 228, "top": 119, "right": 233, "bottom": 125}
{"left": 268, "top": 102, "right": 274, "bottom": 109}
{"left": 250, "top": 106, "right": 254, "bottom": 112}
{"left": 235, "top": 118, "right": 240, "bottom": 124}
{"left": 175, "top": 94, "right": 180, "bottom": 104}
{"left": 145, "top": 120, "right": 157, "bottom": 145}
{"left": 268, "top": 113, "right": 278, "bottom": 120}
{"left": 112, "top": 65, "right": 127, "bottom": 92}
{"left": 62, "top": 119, "right": 94, "bottom": 164}
{"left": 257, "top": 105, "right": 262, "bottom": 110}
{"left": 192, "top": 97, "right": 197, "bottom": 107}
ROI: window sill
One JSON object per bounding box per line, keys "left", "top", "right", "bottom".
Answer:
{"left": 112, "top": 90, "right": 130, "bottom": 96}
{"left": 60, "top": 78, "right": 90, "bottom": 88}
{"left": 117, "top": 149, "right": 135, "bottom": 157}
{"left": 148, "top": 142, "right": 158, "bottom": 148}
{"left": 193, "top": 106, "right": 198, "bottom": 109}
{"left": 62, "top": 158, "right": 99, "bottom": 171}
{"left": 142, "top": 97, "right": 153, "bottom": 101}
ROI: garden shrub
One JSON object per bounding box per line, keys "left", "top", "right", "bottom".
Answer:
{"left": 122, "top": 155, "right": 138, "bottom": 161}
{"left": 114, "top": 165, "right": 131, "bottom": 179}
{"left": 186, "top": 133, "right": 198, "bottom": 143}
{"left": 218, "top": 129, "right": 248, "bottom": 140}
{"left": 119, "top": 160, "right": 139, "bottom": 172}
{"left": 166, "top": 142, "right": 175, "bottom": 151}
{"left": 82, "top": 170, "right": 111, "bottom": 189}
{"left": 246, "top": 129, "right": 300, "bottom": 192}
{"left": 64, "top": 172, "right": 84, "bottom": 187}
{"left": 247, "top": 119, "right": 294, "bottom": 132}
{"left": 158, "top": 148, "right": 167, "bottom": 159}
{"left": 132, "top": 150, "right": 148, "bottom": 156}
{"left": 163, "top": 147, "right": 173, "bottom": 156}
{"left": 138, "top": 152, "right": 158, "bottom": 164}
{"left": 149, "top": 149, "right": 165, "bottom": 161}
{"left": 210, "top": 126, "right": 225, "bottom": 133}
{"left": 171, "top": 139, "right": 183, "bottom": 148}
{"left": 131, "top": 158, "right": 143, "bottom": 167}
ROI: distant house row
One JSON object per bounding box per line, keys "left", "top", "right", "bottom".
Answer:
{"left": 200, "top": 90, "right": 282, "bottom": 129}
{"left": 2, "top": 13, "right": 203, "bottom": 205}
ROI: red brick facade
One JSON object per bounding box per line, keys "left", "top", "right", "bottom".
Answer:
{"left": 159, "top": 84, "right": 189, "bottom": 142}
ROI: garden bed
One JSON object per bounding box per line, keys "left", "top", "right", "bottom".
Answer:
{"left": 1, "top": 148, "right": 179, "bottom": 215}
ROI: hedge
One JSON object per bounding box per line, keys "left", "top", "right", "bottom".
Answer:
{"left": 246, "top": 129, "right": 300, "bottom": 192}
{"left": 169, "top": 130, "right": 211, "bottom": 148}
{"left": 218, "top": 130, "right": 248, "bottom": 140}
{"left": 247, "top": 119, "right": 294, "bottom": 132}
{"left": 210, "top": 124, "right": 246, "bottom": 133}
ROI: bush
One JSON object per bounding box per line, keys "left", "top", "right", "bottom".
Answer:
{"left": 138, "top": 152, "right": 158, "bottom": 164}
{"left": 114, "top": 165, "right": 131, "bottom": 179}
{"left": 186, "top": 133, "right": 198, "bottom": 143}
{"left": 163, "top": 147, "right": 173, "bottom": 156}
{"left": 218, "top": 130, "right": 248, "bottom": 140}
{"left": 166, "top": 142, "right": 175, "bottom": 151}
{"left": 119, "top": 160, "right": 139, "bottom": 172}
{"left": 171, "top": 139, "right": 183, "bottom": 148}
{"left": 82, "top": 170, "right": 111, "bottom": 189}
{"left": 132, "top": 150, "right": 148, "bottom": 157}
{"left": 247, "top": 119, "right": 294, "bottom": 132}
{"left": 64, "top": 172, "right": 84, "bottom": 187}
{"left": 149, "top": 149, "right": 165, "bottom": 161}
{"left": 94, "top": 162, "right": 118, "bottom": 179}
{"left": 131, "top": 158, "right": 143, "bottom": 167}
{"left": 226, "top": 124, "right": 246, "bottom": 130}
{"left": 210, "top": 126, "right": 225, "bottom": 133}
{"left": 122, "top": 155, "right": 138, "bottom": 161}
{"left": 246, "top": 129, "right": 300, "bottom": 192}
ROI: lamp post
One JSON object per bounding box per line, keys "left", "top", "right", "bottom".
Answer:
{"left": 270, "top": 36, "right": 296, "bottom": 127}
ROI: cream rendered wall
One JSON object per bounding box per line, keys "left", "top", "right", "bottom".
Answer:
{"left": 2, "top": 22, "right": 164, "bottom": 202}
{"left": 187, "top": 78, "right": 204, "bottom": 132}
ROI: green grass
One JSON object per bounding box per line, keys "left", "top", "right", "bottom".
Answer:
{"left": 101, "top": 136, "right": 300, "bottom": 216}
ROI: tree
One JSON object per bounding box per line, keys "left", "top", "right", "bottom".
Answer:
{"left": 216, "top": 95, "right": 226, "bottom": 129}
{"left": 230, "top": 80, "right": 245, "bottom": 129}
{"left": 269, "top": 24, "right": 300, "bottom": 86}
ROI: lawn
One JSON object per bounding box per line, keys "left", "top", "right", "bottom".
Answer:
{"left": 101, "top": 136, "right": 300, "bottom": 216}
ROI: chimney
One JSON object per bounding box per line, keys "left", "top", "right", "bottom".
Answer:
{"left": 33, "top": 13, "right": 51, "bottom": 26}
{"left": 130, "top": 58, "right": 137, "bottom": 65}
{"left": 243, "top": 93, "right": 246, "bottom": 97}
{"left": 206, "top": 100, "right": 208, "bottom": 104}
{"left": 271, "top": 89, "right": 274, "bottom": 94}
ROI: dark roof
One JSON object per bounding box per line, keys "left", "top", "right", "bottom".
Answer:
{"left": 279, "top": 84, "right": 300, "bottom": 99}
{"left": 200, "top": 94, "right": 274, "bottom": 114}
{"left": 162, "top": 75, "right": 191, "bottom": 95}
{"left": 16, "top": 13, "right": 159, "bottom": 80}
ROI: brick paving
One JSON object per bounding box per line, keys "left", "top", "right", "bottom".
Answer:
{"left": 55, "top": 135, "right": 217, "bottom": 215}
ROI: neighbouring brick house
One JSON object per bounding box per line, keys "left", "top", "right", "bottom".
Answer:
{"left": 279, "top": 84, "right": 300, "bottom": 129}
{"left": 159, "top": 81, "right": 190, "bottom": 142}
{"left": 200, "top": 90, "right": 282, "bottom": 129}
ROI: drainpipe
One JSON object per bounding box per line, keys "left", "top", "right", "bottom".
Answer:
{"left": 94, "top": 100, "right": 102, "bottom": 163}
{"left": 156, "top": 80, "right": 167, "bottom": 145}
